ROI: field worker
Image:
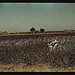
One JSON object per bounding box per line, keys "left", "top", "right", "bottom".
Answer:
{"left": 47, "top": 40, "right": 58, "bottom": 52}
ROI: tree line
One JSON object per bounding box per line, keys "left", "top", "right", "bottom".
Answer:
{"left": 30, "top": 27, "right": 45, "bottom": 33}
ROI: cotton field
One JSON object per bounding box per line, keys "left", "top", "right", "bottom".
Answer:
{"left": 0, "top": 35, "right": 75, "bottom": 51}
{"left": 0, "top": 34, "right": 75, "bottom": 67}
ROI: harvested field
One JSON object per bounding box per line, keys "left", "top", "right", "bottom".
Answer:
{"left": 0, "top": 63, "right": 75, "bottom": 72}
{"left": 0, "top": 33, "right": 75, "bottom": 72}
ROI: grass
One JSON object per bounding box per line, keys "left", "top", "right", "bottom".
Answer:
{"left": 0, "top": 63, "right": 75, "bottom": 72}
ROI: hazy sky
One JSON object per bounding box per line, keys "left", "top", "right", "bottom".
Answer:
{"left": 0, "top": 3, "right": 75, "bottom": 32}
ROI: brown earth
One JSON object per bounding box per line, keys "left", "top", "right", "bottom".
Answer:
{"left": 0, "top": 33, "right": 75, "bottom": 68}
{"left": 0, "top": 63, "right": 75, "bottom": 72}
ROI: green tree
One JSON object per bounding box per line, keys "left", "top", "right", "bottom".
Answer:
{"left": 40, "top": 28, "right": 45, "bottom": 33}
{"left": 30, "top": 27, "right": 35, "bottom": 33}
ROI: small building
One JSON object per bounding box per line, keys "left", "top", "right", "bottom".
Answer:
{"left": 64, "top": 29, "right": 75, "bottom": 33}
{"left": 3, "top": 31, "right": 8, "bottom": 34}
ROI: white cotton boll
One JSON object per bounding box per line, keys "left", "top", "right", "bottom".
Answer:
{"left": 49, "top": 45, "right": 53, "bottom": 47}
{"left": 54, "top": 40, "right": 57, "bottom": 42}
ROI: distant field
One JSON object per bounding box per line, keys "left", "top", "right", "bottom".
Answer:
{"left": 0, "top": 32, "right": 75, "bottom": 36}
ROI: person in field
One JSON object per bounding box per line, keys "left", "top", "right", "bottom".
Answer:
{"left": 47, "top": 40, "right": 58, "bottom": 52}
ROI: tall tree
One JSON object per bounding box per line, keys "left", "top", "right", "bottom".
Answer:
{"left": 40, "top": 28, "right": 45, "bottom": 33}
{"left": 30, "top": 27, "right": 35, "bottom": 33}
